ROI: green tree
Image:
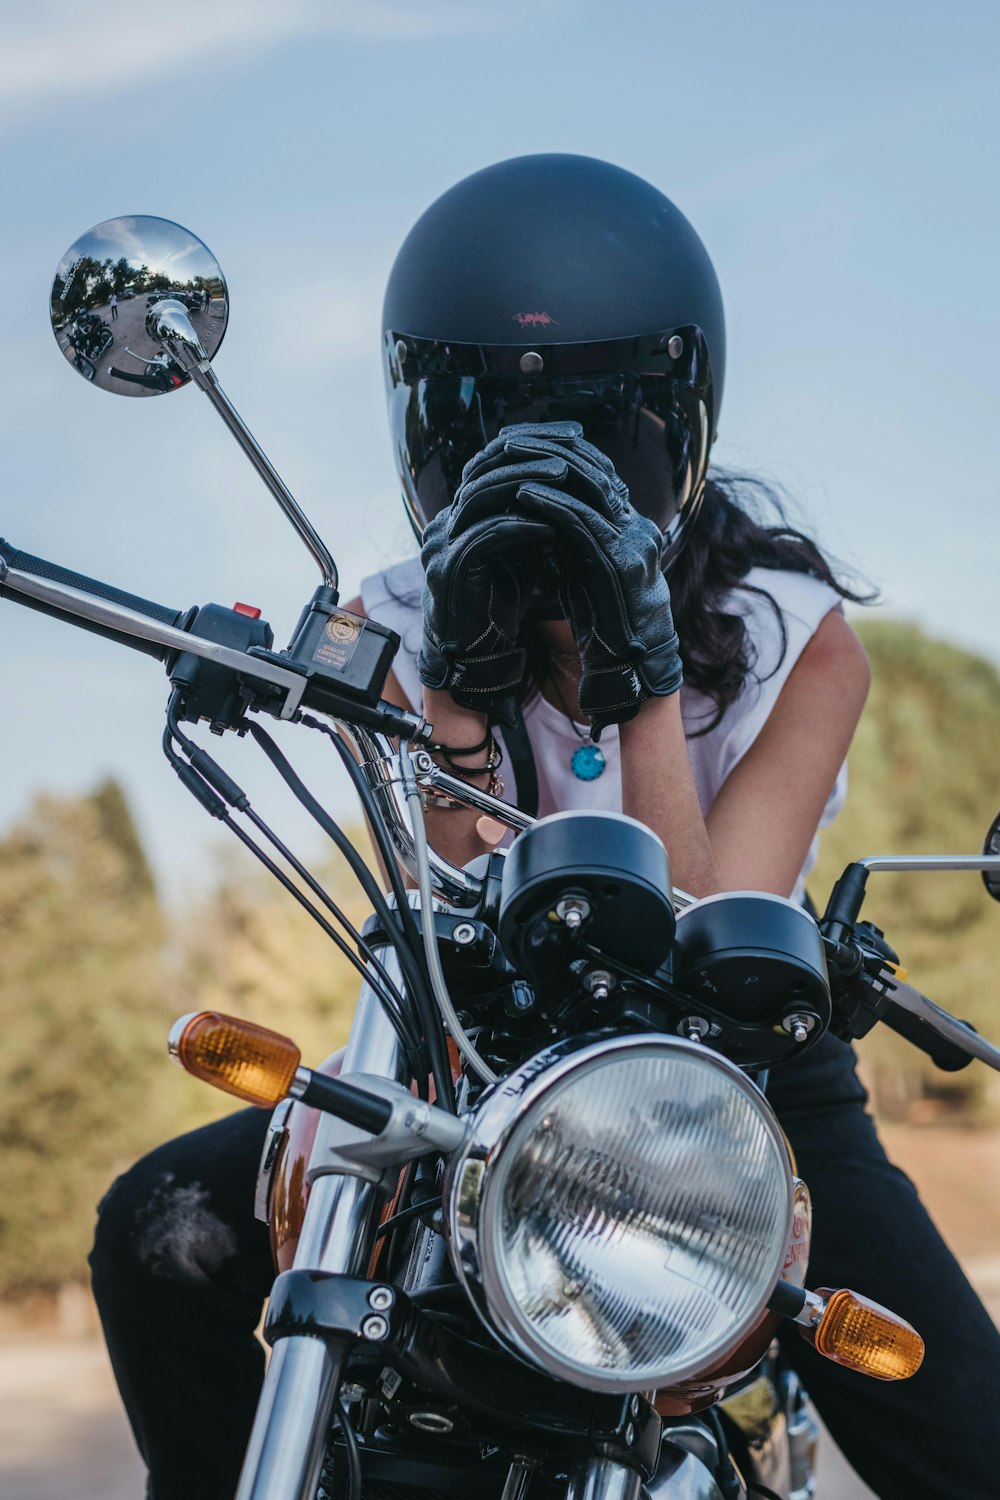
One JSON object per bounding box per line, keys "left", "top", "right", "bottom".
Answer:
{"left": 812, "top": 619, "right": 1000, "bottom": 1118}
{"left": 0, "top": 781, "right": 175, "bottom": 1295}
{"left": 174, "top": 842, "right": 371, "bottom": 1129}
{"left": 110, "top": 256, "right": 132, "bottom": 295}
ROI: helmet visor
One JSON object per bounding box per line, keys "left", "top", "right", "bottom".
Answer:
{"left": 385, "top": 330, "right": 714, "bottom": 547}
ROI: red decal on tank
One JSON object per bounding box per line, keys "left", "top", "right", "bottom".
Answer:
{"left": 513, "top": 312, "right": 558, "bottom": 327}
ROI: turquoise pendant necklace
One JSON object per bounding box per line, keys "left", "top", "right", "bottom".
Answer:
{"left": 571, "top": 741, "right": 607, "bottom": 781}
{"left": 548, "top": 669, "right": 606, "bottom": 781}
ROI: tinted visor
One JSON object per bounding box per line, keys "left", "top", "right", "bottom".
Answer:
{"left": 384, "top": 329, "right": 714, "bottom": 539}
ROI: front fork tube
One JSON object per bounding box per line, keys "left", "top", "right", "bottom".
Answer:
{"left": 567, "top": 1459, "right": 643, "bottom": 1500}
{"left": 236, "top": 964, "right": 408, "bottom": 1500}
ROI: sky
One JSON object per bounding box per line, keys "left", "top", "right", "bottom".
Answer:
{"left": 0, "top": 0, "right": 997, "bottom": 896}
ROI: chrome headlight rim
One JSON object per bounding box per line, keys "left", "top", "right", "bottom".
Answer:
{"left": 445, "top": 1032, "right": 794, "bottom": 1392}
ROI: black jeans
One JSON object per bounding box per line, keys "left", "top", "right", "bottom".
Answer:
{"left": 90, "top": 1036, "right": 1000, "bottom": 1500}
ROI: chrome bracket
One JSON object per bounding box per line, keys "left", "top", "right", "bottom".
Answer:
{"left": 305, "top": 1073, "right": 467, "bottom": 1186}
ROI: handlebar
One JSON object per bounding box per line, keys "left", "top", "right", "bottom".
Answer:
{"left": 2, "top": 536, "right": 997, "bottom": 1073}
{"left": 108, "top": 366, "right": 180, "bottom": 391}
{"left": 0, "top": 538, "right": 192, "bottom": 661}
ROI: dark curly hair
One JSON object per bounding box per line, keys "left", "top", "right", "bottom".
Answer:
{"left": 669, "top": 471, "right": 875, "bottom": 733}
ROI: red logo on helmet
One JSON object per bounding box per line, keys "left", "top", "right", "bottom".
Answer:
{"left": 513, "top": 312, "right": 558, "bottom": 328}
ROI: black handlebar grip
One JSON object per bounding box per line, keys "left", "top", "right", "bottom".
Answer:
{"left": 882, "top": 999, "right": 975, "bottom": 1072}
{"left": 0, "top": 538, "right": 191, "bottom": 662}
{"left": 108, "top": 366, "right": 164, "bottom": 389}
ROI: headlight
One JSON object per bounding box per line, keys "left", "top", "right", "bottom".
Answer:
{"left": 445, "top": 1034, "right": 793, "bottom": 1392}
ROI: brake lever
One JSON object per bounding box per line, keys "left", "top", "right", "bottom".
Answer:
{"left": 885, "top": 977, "right": 1000, "bottom": 1073}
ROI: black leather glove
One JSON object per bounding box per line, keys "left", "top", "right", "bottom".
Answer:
{"left": 419, "top": 454, "right": 565, "bottom": 726}
{"left": 500, "top": 422, "right": 683, "bottom": 736}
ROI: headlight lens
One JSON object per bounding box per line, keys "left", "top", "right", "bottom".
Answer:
{"left": 446, "top": 1035, "right": 793, "bottom": 1391}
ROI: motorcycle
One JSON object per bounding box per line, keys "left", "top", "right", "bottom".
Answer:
{"left": 63, "top": 308, "right": 114, "bottom": 381}
{"left": 5, "top": 213, "right": 1000, "bottom": 1500}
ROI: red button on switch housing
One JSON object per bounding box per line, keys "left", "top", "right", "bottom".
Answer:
{"left": 233, "top": 602, "right": 262, "bottom": 619}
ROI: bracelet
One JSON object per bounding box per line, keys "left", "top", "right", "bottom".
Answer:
{"left": 431, "top": 735, "right": 504, "bottom": 778}
{"left": 428, "top": 729, "right": 493, "bottom": 759}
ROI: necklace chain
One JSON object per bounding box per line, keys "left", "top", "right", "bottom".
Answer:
{"left": 544, "top": 669, "right": 608, "bottom": 782}
{"left": 545, "top": 670, "right": 589, "bottom": 740}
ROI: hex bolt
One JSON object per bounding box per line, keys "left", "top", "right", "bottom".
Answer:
{"left": 783, "top": 1012, "right": 816, "bottom": 1044}
{"left": 625, "top": 1422, "right": 636, "bottom": 1447}
{"left": 584, "top": 969, "right": 614, "bottom": 1002}
{"left": 681, "top": 1016, "right": 711, "bottom": 1042}
{"left": 666, "top": 334, "right": 684, "bottom": 358}
{"left": 630, "top": 1395, "right": 642, "bottom": 1419}
{"left": 368, "top": 1286, "right": 395, "bottom": 1311}
{"left": 361, "top": 1314, "right": 389, "bottom": 1341}
{"left": 395, "top": 339, "right": 408, "bottom": 366}
{"left": 452, "top": 922, "right": 477, "bottom": 947}
{"left": 556, "top": 895, "right": 591, "bottom": 930}
{"left": 413, "top": 750, "right": 434, "bottom": 774}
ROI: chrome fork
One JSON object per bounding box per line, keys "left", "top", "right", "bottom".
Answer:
{"left": 236, "top": 955, "right": 408, "bottom": 1500}
{"left": 567, "top": 1459, "right": 643, "bottom": 1500}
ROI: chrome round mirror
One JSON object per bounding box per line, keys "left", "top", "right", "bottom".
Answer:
{"left": 983, "top": 812, "right": 1000, "bottom": 903}
{"left": 50, "top": 216, "right": 229, "bottom": 396}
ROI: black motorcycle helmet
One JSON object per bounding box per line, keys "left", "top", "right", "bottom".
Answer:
{"left": 382, "top": 153, "right": 725, "bottom": 567}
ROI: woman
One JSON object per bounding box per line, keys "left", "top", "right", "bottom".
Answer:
{"left": 363, "top": 153, "right": 1000, "bottom": 1497}
{"left": 91, "top": 155, "right": 999, "bottom": 1500}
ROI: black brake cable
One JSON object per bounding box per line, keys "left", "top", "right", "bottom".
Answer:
{"left": 333, "top": 1398, "right": 362, "bottom": 1500}
{"left": 161, "top": 716, "right": 425, "bottom": 1077}
{"left": 166, "top": 699, "right": 415, "bottom": 1032}
{"left": 164, "top": 725, "right": 421, "bottom": 1068}
{"left": 238, "top": 809, "right": 419, "bottom": 1038}
{"left": 246, "top": 721, "right": 455, "bottom": 1112}
{"left": 706, "top": 1408, "right": 744, "bottom": 1500}
{"left": 298, "top": 713, "right": 457, "bottom": 1110}
{"left": 374, "top": 1195, "right": 440, "bottom": 1239}
{"left": 300, "top": 714, "right": 424, "bottom": 943}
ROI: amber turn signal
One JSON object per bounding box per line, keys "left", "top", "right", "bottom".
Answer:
{"left": 806, "top": 1287, "right": 924, "bottom": 1381}
{"left": 168, "top": 1011, "right": 301, "bottom": 1108}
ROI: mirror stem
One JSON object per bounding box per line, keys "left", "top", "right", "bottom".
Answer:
{"left": 190, "top": 361, "right": 339, "bottom": 591}
{"left": 155, "top": 307, "right": 339, "bottom": 592}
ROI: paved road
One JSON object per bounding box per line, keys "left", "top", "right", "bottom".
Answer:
{"left": 3, "top": 1263, "right": 998, "bottom": 1499}
{"left": 54, "top": 295, "right": 223, "bottom": 395}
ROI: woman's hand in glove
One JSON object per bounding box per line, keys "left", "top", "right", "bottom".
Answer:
{"left": 419, "top": 454, "right": 565, "bottom": 727}
{"left": 497, "top": 422, "right": 684, "bottom": 736}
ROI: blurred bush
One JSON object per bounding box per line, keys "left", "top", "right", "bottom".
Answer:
{"left": 0, "top": 783, "right": 369, "bottom": 1299}
{"left": 811, "top": 618, "right": 1000, "bottom": 1120}
{"left": 170, "top": 843, "right": 370, "bottom": 1130}
{"left": 0, "top": 781, "right": 175, "bottom": 1296}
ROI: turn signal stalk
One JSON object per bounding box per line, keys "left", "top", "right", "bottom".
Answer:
{"left": 770, "top": 1280, "right": 924, "bottom": 1380}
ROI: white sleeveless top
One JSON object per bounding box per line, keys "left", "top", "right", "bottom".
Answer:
{"left": 360, "top": 557, "right": 847, "bottom": 904}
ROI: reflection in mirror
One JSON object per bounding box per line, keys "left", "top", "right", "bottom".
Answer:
{"left": 983, "top": 813, "right": 1000, "bottom": 903}
{"left": 50, "top": 216, "right": 229, "bottom": 396}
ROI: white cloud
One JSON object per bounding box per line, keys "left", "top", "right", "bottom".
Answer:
{"left": 0, "top": 0, "right": 499, "bottom": 123}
